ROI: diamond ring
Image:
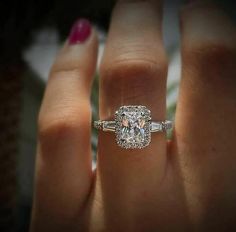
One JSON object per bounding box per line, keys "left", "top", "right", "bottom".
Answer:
{"left": 94, "top": 105, "right": 172, "bottom": 149}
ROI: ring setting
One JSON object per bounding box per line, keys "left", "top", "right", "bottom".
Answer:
{"left": 94, "top": 105, "right": 172, "bottom": 149}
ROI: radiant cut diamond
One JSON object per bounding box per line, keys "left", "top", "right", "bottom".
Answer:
{"left": 115, "top": 106, "right": 151, "bottom": 149}
{"left": 120, "top": 112, "right": 145, "bottom": 143}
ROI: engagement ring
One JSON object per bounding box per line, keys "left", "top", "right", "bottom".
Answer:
{"left": 94, "top": 105, "right": 172, "bottom": 149}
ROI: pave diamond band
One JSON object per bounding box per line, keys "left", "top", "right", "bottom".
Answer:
{"left": 94, "top": 105, "right": 172, "bottom": 149}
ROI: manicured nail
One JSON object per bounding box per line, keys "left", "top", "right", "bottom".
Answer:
{"left": 69, "top": 18, "right": 92, "bottom": 45}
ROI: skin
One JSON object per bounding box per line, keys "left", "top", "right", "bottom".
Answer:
{"left": 30, "top": 0, "right": 236, "bottom": 231}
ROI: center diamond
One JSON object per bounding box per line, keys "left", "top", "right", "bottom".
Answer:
{"left": 121, "top": 111, "right": 145, "bottom": 143}
{"left": 115, "top": 106, "right": 151, "bottom": 149}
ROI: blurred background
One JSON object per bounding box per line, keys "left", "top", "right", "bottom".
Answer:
{"left": 0, "top": 0, "right": 235, "bottom": 231}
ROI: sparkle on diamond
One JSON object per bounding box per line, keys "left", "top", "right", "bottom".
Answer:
{"left": 120, "top": 111, "right": 146, "bottom": 144}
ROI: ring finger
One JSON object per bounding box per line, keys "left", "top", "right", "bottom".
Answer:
{"left": 95, "top": 0, "right": 168, "bottom": 228}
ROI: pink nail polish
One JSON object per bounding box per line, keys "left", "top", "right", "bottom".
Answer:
{"left": 69, "top": 18, "right": 92, "bottom": 45}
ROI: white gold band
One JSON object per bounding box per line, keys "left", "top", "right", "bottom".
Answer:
{"left": 94, "top": 120, "right": 172, "bottom": 132}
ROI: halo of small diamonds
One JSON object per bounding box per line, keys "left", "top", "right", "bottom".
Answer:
{"left": 115, "top": 105, "right": 151, "bottom": 149}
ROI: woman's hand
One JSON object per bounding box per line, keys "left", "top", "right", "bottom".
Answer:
{"left": 30, "top": 1, "right": 236, "bottom": 231}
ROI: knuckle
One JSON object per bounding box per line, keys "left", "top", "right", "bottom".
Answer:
{"left": 183, "top": 41, "right": 236, "bottom": 67}
{"left": 183, "top": 42, "right": 236, "bottom": 90}
{"left": 100, "top": 56, "right": 168, "bottom": 82}
{"left": 38, "top": 106, "right": 91, "bottom": 142}
{"left": 50, "top": 66, "right": 82, "bottom": 80}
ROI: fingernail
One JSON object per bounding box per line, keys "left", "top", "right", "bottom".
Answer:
{"left": 69, "top": 18, "right": 92, "bottom": 45}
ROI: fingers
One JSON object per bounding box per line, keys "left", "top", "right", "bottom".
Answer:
{"left": 31, "top": 19, "right": 98, "bottom": 231}
{"left": 174, "top": 1, "right": 236, "bottom": 226}
{"left": 95, "top": 0, "right": 168, "bottom": 228}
